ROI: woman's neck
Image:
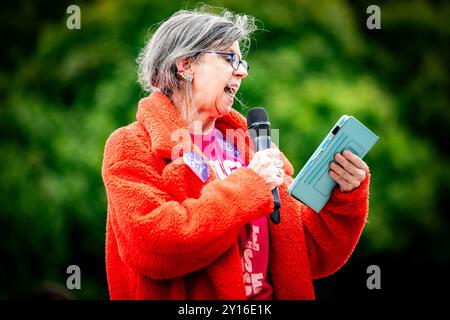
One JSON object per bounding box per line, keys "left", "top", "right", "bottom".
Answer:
{"left": 171, "top": 91, "right": 216, "bottom": 135}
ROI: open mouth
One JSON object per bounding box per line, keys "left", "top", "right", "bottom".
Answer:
{"left": 224, "top": 85, "right": 237, "bottom": 96}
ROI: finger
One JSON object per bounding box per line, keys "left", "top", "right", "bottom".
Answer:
{"left": 332, "top": 159, "right": 367, "bottom": 183}
{"left": 262, "top": 158, "right": 273, "bottom": 169}
{"left": 335, "top": 152, "right": 368, "bottom": 180}
{"left": 331, "top": 166, "right": 361, "bottom": 191}
{"left": 275, "top": 172, "right": 284, "bottom": 185}
{"left": 329, "top": 170, "right": 353, "bottom": 191}
{"left": 269, "top": 147, "right": 280, "bottom": 158}
{"left": 268, "top": 166, "right": 282, "bottom": 176}
{"left": 342, "top": 150, "right": 369, "bottom": 172}
{"left": 334, "top": 153, "right": 362, "bottom": 177}
{"left": 277, "top": 176, "right": 284, "bottom": 186}
{"left": 273, "top": 159, "right": 284, "bottom": 168}
{"left": 329, "top": 161, "right": 353, "bottom": 184}
{"left": 277, "top": 168, "right": 284, "bottom": 177}
{"left": 267, "top": 172, "right": 283, "bottom": 188}
{"left": 262, "top": 148, "right": 277, "bottom": 158}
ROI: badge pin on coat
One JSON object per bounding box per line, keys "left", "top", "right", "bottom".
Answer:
{"left": 215, "top": 130, "right": 240, "bottom": 159}
{"left": 183, "top": 151, "right": 210, "bottom": 182}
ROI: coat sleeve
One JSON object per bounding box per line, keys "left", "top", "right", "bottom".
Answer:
{"left": 293, "top": 173, "right": 370, "bottom": 279}
{"left": 102, "top": 128, "right": 274, "bottom": 280}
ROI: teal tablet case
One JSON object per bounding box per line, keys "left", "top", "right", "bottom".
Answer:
{"left": 288, "top": 115, "right": 378, "bottom": 212}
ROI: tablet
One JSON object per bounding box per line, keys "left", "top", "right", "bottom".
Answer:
{"left": 288, "top": 115, "right": 378, "bottom": 212}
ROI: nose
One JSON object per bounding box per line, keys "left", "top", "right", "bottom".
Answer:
{"left": 233, "top": 62, "right": 248, "bottom": 79}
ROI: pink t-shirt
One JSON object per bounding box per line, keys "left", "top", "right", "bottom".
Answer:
{"left": 191, "top": 128, "right": 273, "bottom": 300}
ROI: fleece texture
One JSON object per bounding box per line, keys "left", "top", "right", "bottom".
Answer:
{"left": 101, "top": 91, "right": 371, "bottom": 300}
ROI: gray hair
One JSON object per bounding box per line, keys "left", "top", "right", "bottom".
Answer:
{"left": 136, "top": 7, "right": 257, "bottom": 95}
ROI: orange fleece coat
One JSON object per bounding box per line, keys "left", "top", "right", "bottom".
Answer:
{"left": 102, "top": 91, "right": 370, "bottom": 300}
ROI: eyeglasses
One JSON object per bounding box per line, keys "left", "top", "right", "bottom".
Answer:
{"left": 203, "top": 51, "right": 249, "bottom": 71}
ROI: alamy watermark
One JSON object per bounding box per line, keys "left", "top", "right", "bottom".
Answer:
{"left": 366, "top": 5, "right": 381, "bottom": 30}
{"left": 366, "top": 264, "right": 381, "bottom": 289}
{"left": 66, "top": 265, "right": 81, "bottom": 290}
{"left": 66, "top": 5, "right": 81, "bottom": 30}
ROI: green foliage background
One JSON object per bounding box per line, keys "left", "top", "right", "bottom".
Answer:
{"left": 1, "top": 0, "right": 449, "bottom": 299}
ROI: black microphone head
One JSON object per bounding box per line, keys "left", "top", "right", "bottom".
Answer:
{"left": 246, "top": 107, "right": 270, "bottom": 129}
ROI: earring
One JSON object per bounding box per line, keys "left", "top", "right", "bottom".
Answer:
{"left": 178, "top": 71, "right": 193, "bottom": 82}
{"left": 180, "top": 72, "right": 198, "bottom": 126}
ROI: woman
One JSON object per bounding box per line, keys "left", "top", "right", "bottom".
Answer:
{"left": 102, "top": 8, "right": 371, "bottom": 300}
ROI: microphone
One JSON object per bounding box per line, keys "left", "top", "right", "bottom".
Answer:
{"left": 246, "top": 107, "right": 281, "bottom": 224}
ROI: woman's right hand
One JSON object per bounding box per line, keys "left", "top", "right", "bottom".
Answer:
{"left": 247, "top": 147, "right": 285, "bottom": 190}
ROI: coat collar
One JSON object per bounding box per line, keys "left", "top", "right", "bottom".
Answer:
{"left": 136, "top": 91, "right": 252, "bottom": 162}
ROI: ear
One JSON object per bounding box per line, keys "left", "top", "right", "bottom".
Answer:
{"left": 175, "top": 57, "right": 194, "bottom": 78}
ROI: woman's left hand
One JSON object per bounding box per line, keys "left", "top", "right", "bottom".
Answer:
{"left": 329, "top": 150, "right": 370, "bottom": 193}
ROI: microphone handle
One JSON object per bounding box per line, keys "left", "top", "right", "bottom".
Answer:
{"left": 253, "top": 135, "right": 281, "bottom": 224}
{"left": 254, "top": 135, "right": 271, "bottom": 150}
{"left": 271, "top": 188, "right": 281, "bottom": 224}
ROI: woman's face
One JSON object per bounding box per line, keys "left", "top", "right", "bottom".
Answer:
{"left": 190, "top": 41, "right": 248, "bottom": 119}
